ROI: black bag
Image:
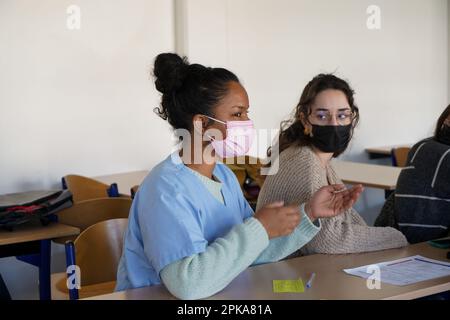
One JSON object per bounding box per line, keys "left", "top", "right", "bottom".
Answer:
{"left": 0, "top": 190, "right": 73, "bottom": 230}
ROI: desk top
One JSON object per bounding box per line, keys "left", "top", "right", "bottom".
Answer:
{"left": 365, "top": 144, "right": 412, "bottom": 156}
{"left": 0, "top": 222, "right": 80, "bottom": 246}
{"left": 333, "top": 160, "right": 402, "bottom": 190}
{"left": 86, "top": 242, "right": 450, "bottom": 300}
{"left": 94, "top": 171, "right": 148, "bottom": 196}
{"left": 93, "top": 161, "right": 402, "bottom": 193}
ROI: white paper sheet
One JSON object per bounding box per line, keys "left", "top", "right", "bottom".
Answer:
{"left": 343, "top": 255, "right": 450, "bottom": 286}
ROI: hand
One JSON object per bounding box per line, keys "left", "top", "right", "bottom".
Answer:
{"left": 254, "top": 202, "right": 301, "bottom": 239}
{"left": 305, "top": 184, "right": 364, "bottom": 221}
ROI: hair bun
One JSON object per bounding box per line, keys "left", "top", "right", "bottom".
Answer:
{"left": 153, "top": 53, "right": 189, "bottom": 94}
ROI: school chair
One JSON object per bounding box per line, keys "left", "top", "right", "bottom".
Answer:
{"left": 130, "top": 185, "right": 139, "bottom": 199}
{"left": 61, "top": 174, "right": 123, "bottom": 203}
{"left": 52, "top": 197, "right": 132, "bottom": 244}
{"left": 391, "top": 147, "right": 411, "bottom": 167}
{"left": 52, "top": 218, "right": 128, "bottom": 300}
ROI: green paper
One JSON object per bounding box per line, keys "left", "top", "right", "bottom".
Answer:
{"left": 273, "top": 279, "right": 304, "bottom": 293}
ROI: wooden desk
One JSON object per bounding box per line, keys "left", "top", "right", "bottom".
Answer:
{"left": 0, "top": 221, "right": 80, "bottom": 300}
{"left": 333, "top": 161, "right": 402, "bottom": 191}
{"left": 0, "top": 222, "right": 80, "bottom": 246}
{"left": 94, "top": 171, "right": 148, "bottom": 196}
{"left": 365, "top": 144, "right": 412, "bottom": 159}
{"left": 93, "top": 161, "right": 402, "bottom": 199}
{"left": 85, "top": 242, "right": 450, "bottom": 300}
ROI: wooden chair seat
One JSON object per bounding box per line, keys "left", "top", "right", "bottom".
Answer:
{"left": 391, "top": 147, "right": 411, "bottom": 167}
{"left": 51, "top": 272, "right": 117, "bottom": 300}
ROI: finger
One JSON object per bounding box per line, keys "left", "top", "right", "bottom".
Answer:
{"left": 347, "top": 188, "right": 363, "bottom": 203}
{"left": 337, "top": 193, "right": 353, "bottom": 213}
{"left": 341, "top": 192, "right": 355, "bottom": 202}
{"left": 330, "top": 190, "right": 351, "bottom": 204}
{"left": 333, "top": 197, "right": 344, "bottom": 213}
{"left": 333, "top": 191, "right": 348, "bottom": 200}
{"left": 341, "top": 185, "right": 363, "bottom": 202}
{"left": 328, "top": 184, "right": 347, "bottom": 193}
{"left": 282, "top": 205, "right": 301, "bottom": 216}
{"left": 350, "top": 192, "right": 360, "bottom": 203}
{"left": 342, "top": 196, "right": 356, "bottom": 211}
{"left": 290, "top": 213, "right": 301, "bottom": 225}
{"left": 349, "top": 184, "right": 364, "bottom": 196}
{"left": 344, "top": 200, "right": 354, "bottom": 211}
{"left": 265, "top": 201, "right": 285, "bottom": 209}
{"left": 316, "top": 185, "right": 337, "bottom": 196}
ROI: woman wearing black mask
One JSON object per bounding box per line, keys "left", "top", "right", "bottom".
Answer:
{"left": 375, "top": 105, "right": 450, "bottom": 243}
{"left": 257, "top": 74, "right": 408, "bottom": 255}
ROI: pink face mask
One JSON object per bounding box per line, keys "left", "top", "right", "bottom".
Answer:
{"left": 204, "top": 115, "right": 255, "bottom": 158}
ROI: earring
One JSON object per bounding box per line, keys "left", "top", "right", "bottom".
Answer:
{"left": 304, "top": 127, "right": 309, "bottom": 136}
{"left": 304, "top": 127, "right": 313, "bottom": 137}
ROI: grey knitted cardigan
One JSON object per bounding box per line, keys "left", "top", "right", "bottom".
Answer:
{"left": 257, "top": 145, "right": 408, "bottom": 255}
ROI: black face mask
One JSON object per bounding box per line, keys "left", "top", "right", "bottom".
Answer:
{"left": 437, "top": 124, "right": 450, "bottom": 145}
{"left": 311, "top": 124, "right": 352, "bottom": 154}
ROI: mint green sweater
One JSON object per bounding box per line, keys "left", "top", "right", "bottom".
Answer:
{"left": 160, "top": 202, "right": 321, "bottom": 300}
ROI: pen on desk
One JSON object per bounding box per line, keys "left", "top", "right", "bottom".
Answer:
{"left": 306, "top": 273, "right": 316, "bottom": 289}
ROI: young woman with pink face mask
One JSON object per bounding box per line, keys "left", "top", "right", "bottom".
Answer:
{"left": 116, "top": 53, "right": 363, "bottom": 299}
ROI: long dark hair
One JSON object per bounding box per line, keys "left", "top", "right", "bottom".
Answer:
{"left": 153, "top": 53, "right": 239, "bottom": 131}
{"left": 270, "top": 74, "right": 360, "bottom": 158}
{"left": 434, "top": 104, "right": 450, "bottom": 142}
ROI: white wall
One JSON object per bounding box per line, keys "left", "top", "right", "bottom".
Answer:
{"left": 177, "top": 0, "right": 449, "bottom": 223}
{"left": 0, "top": 0, "right": 175, "bottom": 195}
{"left": 0, "top": 0, "right": 174, "bottom": 299}
{"left": 448, "top": 0, "right": 450, "bottom": 101}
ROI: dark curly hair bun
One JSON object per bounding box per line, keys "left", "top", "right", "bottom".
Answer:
{"left": 152, "top": 52, "right": 240, "bottom": 131}
{"left": 154, "top": 53, "right": 189, "bottom": 94}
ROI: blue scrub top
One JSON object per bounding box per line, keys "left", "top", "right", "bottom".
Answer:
{"left": 116, "top": 152, "right": 254, "bottom": 291}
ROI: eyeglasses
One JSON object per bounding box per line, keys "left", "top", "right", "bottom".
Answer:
{"left": 311, "top": 110, "right": 354, "bottom": 125}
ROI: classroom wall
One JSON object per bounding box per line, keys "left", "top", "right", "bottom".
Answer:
{"left": 0, "top": 0, "right": 174, "bottom": 299}
{"left": 176, "top": 0, "right": 449, "bottom": 223}
{"left": 0, "top": 0, "right": 175, "bottom": 195}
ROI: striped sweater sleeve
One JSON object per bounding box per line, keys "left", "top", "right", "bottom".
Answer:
{"left": 160, "top": 205, "right": 320, "bottom": 300}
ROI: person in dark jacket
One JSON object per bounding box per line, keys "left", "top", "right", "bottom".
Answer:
{"left": 375, "top": 105, "right": 450, "bottom": 243}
